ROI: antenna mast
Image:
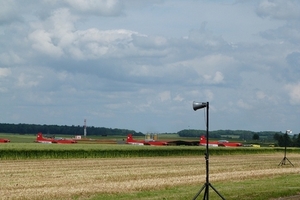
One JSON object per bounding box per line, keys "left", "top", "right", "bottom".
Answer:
{"left": 84, "top": 119, "right": 87, "bottom": 138}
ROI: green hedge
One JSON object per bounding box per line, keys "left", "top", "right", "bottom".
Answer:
{"left": 0, "top": 148, "right": 204, "bottom": 159}
{"left": 1, "top": 144, "right": 299, "bottom": 160}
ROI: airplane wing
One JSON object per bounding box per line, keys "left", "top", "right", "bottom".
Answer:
{"left": 167, "top": 140, "right": 199, "bottom": 146}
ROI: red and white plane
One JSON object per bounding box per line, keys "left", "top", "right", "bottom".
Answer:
{"left": 35, "top": 132, "right": 77, "bottom": 144}
{"left": 126, "top": 134, "right": 168, "bottom": 146}
{"left": 126, "top": 134, "right": 242, "bottom": 147}
{"left": 0, "top": 138, "right": 10, "bottom": 143}
{"left": 199, "top": 135, "right": 242, "bottom": 147}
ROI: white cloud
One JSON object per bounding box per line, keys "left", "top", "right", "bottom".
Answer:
{"left": 28, "top": 29, "right": 63, "bottom": 57}
{"left": 286, "top": 82, "right": 300, "bottom": 105}
{"left": 237, "top": 99, "right": 252, "bottom": 110}
{"left": 159, "top": 91, "right": 171, "bottom": 102}
{"left": 0, "top": 68, "right": 11, "bottom": 77}
{"left": 203, "top": 71, "right": 224, "bottom": 84}
{"left": 173, "top": 94, "right": 184, "bottom": 102}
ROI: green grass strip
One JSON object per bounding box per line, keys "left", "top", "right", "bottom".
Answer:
{"left": 87, "top": 174, "right": 300, "bottom": 200}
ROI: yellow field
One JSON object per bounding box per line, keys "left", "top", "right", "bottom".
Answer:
{"left": 1, "top": 153, "right": 300, "bottom": 199}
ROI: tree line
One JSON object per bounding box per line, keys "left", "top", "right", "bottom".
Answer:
{"left": 178, "top": 129, "right": 300, "bottom": 147}
{"left": 0, "top": 123, "right": 144, "bottom": 136}
{"left": 177, "top": 129, "right": 281, "bottom": 141}
{"left": 1, "top": 123, "right": 299, "bottom": 147}
{"left": 273, "top": 133, "right": 300, "bottom": 147}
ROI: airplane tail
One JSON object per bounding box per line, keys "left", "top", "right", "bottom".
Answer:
{"left": 36, "top": 132, "right": 44, "bottom": 141}
{"left": 126, "top": 134, "right": 134, "bottom": 143}
{"left": 200, "top": 135, "right": 206, "bottom": 144}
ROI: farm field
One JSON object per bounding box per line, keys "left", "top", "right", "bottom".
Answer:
{"left": 1, "top": 153, "right": 300, "bottom": 199}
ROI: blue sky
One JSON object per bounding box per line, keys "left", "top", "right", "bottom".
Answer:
{"left": 1, "top": 0, "right": 300, "bottom": 134}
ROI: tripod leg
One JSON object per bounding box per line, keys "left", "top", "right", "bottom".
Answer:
{"left": 278, "top": 157, "right": 286, "bottom": 166}
{"left": 209, "top": 183, "right": 226, "bottom": 200}
{"left": 278, "top": 157, "right": 294, "bottom": 166}
{"left": 192, "top": 184, "right": 207, "bottom": 200}
{"left": 203, "top": 185, "right": 208, "bottom": 200}
{"left": 285, "top": 157, "right": 294, "bottom": 167}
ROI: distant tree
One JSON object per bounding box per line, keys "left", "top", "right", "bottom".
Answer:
{"left": 284, "top": 133, "right": 293, "bottom": 147}
{"left": 273, "top": 133, "right": 281, "bottom": 141}
{"left": 276, "top": 133, "right": 293, "bottom": 147}
{"left": 177, "top": 129, "right": 206, "bottom": 137}
{"left": 253, "top": 133, "right": 259, "bottom": 140}
{"left": 293, "top": 134, "right": 300, "bottom": 147}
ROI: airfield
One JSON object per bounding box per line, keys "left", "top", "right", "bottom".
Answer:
{"left": 0, "top": 133, "right": 300, "bottom": 199}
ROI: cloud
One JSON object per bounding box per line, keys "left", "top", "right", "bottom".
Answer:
{"left": 28, "top": 29, "right": 64, "bottom": 57}
{"left": 1, "top": 0, "right": 300, "bottom": 133}
{"left": 0, "top": 0, "right": 19, "bottom": 24}
{"left": 159, "top": 91, "right": 171, "bottom": 102}
{"left": 286, "top": 52, "right": 300, "bottom": 69}
{"left": 64, "top": 0, "right": 123, "bottom": 16}
{"left": 0, "top": 68, "right": 11, "bottom": 77}
{"left": 0, "top": 51, "right": 24, "bottom": 65}
{"left": 285, "top": 83, "right": 300, "bottom": 105}
{"left": 203, "top": 71, "right": 224, "bottom": 84}
{"left": 260, "top": 22, "right": 300, "bottom": 44}
{"left": 187, "top": 23, "right": 228, "bottom": 49}
{"left": 237, "top": 99, "right": 252, "bottom": 110}
{"left": 256, "top": 0, "right": 300, "bottom": 20}
{"left": 26, "top": 7, "right": 139, "bottom": 60}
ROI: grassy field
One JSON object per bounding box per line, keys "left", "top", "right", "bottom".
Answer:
{"left": 3, "top": 132, "right": 296, "bottom": 160}
{"left": 0, "top": 153, "right": 300, "bottom": 200}
{"left": 1, "top": 133, "right": 300, "bottom": 199}
{"left": 0, "top": 132, "right": 269, "bottom": 143}
{"left": 0, "top": 133, "right": 128, "bottom": 143}
{"left": 1, "top": 142, "right": 300, "bottom": 160}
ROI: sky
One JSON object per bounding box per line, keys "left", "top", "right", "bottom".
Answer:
{"left": 1, "top": 0, "right": 300, "bottom": 134}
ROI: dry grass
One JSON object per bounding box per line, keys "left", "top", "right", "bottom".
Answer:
{"left": 0, "top": 153, "right": 300, "bottom": 199}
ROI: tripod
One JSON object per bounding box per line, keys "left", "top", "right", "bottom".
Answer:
{"left": 192, "top": 153, "right": 225, "bottom": 200}
{"left": 192, "top": 101, "right": 225, "bottom": 200}
{"left": 278, "top": 143, "right": 294, "bottom": 166}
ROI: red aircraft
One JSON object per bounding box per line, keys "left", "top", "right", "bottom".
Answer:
{"left": 199, "top": 135, "right": 242, "bottom": 147}
{"left": 35, "top": 132, "right": 77, "bottom": 144}
{"left": 0, "top": 138, "right": 10, "bottom": 143}
{"left": 126, "top": 134, "right": 168, "bottom": 146}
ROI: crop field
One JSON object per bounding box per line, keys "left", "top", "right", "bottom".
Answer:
{"left": 1, "top": 134, "right": 300, "bottom": 199}
{"left": 1, "top": 142, "right": 300, "bottom": 159}
{"left": 1, "top": 143, "right": 300, "bottom": 200}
